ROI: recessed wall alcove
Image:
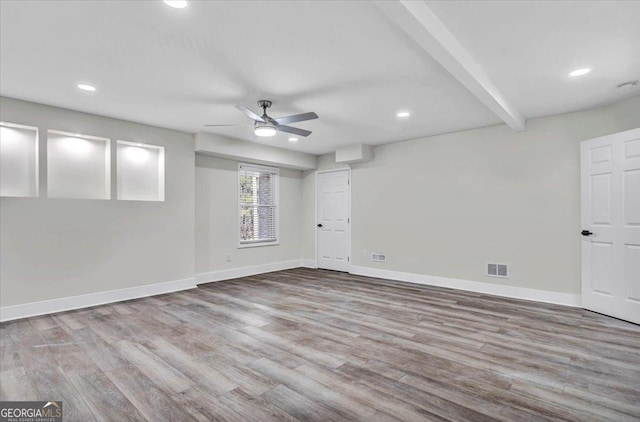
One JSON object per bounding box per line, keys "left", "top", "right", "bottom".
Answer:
{"left": 117, "top": 140, "right": 165, "bottom": 201}
{"left": 0, "top": 122, "right": 39, "bottom": 197}
{"left": 47, "top": 130, "right": 111, "bottom": 199}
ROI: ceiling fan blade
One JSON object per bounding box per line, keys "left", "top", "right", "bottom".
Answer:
{"left": 275, "top": 112, "right": 318, "bottom": 125}
{"left": 236, "top": 105, "right": 265, "bottom": 122}
{"left": 276, "top": 125, "right": 312, "bottom": 137}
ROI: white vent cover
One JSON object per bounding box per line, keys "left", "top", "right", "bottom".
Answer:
{"left": 487, "top": 263, "right": 509, "bottom": 278}
{"left": 371, "top": 253, "right": 386, "bottom": 262}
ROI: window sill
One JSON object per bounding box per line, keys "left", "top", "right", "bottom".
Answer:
{"left": 237, "top": 241, "right": 280, "bottom": 249}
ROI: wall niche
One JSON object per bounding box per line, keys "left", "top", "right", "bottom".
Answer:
{"left": 47, "top": 130, "right": 111, "bottom": 199}
{"left": 117, "top": 140, "right": 165, "bottom": 201}
{"left": 0, "top": 122, "right": 39, "bottom": 198}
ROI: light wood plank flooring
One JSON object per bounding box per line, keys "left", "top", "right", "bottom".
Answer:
{"left": 1, "top": 268, "right": 639, "bottom": 421}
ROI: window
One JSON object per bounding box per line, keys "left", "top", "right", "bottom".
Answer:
{"left": 239, "top": 163, "right": 279, "bottom": 246}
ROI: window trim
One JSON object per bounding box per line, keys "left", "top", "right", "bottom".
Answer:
{"left": 237, "top": 162, "right": 280, "bottom": 248}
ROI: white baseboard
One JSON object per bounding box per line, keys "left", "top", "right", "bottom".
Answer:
{"left": 349, "top": 265, "right": 581, "bottom": 307}
{"left": 196, "top": 260, "right": 304, "bottom": 284}
{"left": 2, "top": 263, "right": 580, "bottom": 322}
{"left": 1, "top": 260, "right": 307, "bottom": 322}
{"left": 300, "top": 259, "right": 317, "bottom": 269}
{"left": 0, "top": 277, "right": 197, "bottom": 322}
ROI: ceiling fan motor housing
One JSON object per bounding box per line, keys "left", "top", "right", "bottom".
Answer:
{"left": 254, "top": 120, "right": 276, "bottom": 130}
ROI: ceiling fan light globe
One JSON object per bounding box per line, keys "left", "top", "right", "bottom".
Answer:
{"left": 254, "top": 126, "right": 276, "bottom": 137}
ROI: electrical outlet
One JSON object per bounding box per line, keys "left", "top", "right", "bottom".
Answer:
{"left": 226, "top": 254, "right": 232, "bottom": 262}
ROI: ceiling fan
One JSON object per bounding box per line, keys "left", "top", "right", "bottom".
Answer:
{"left": 206, "top": 100, "right": 318, "bottom": 137}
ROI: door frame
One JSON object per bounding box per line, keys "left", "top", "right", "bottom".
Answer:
{"left": 315, "top": 167, "right": 352, "bottom": 272}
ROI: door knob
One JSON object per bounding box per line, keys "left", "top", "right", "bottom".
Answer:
{"left": 581, "top": 230, "right": 593, "bottom": 236}
{"left": 317, "top": 224, "right": 323, "bottom": 228}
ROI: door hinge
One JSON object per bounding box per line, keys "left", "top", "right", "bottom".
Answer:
{"left": 348, "top": 178, "right": 350, "bottom": 185}
{"left": 348, "top": 256, "right": 350, "bottom": 262}
{"left": 348, "top": 218, "right": 350, "bottom": 223}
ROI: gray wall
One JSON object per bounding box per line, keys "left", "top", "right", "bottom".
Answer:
{"left": 0, "top": 97, "right": 195, "bottom": 307}
{"left": 3, "top": 94, "right": 639, "bottom": 309}
{"left": 305, "top": 96, "right": 640, "bottom": 294}
{"left": 195, "top": 155, "right": 303, "bottom": 276}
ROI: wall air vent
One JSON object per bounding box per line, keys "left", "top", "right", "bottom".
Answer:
{"left": 487, "top": 263, "right": 509, "bottom": 278}
{"left": 371, "top": 253, "right": 386, "bottom": 263}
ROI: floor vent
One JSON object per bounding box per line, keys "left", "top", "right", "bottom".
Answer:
{"left": 371, "top": 253, "right": 386, "bottom": 263}
{"left": 487, "top": 263, "right": 509, "bottom": 278}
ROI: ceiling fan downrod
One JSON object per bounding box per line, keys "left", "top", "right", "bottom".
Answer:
{"left": 257, "top": 100, "right": 272, "bottom": 116}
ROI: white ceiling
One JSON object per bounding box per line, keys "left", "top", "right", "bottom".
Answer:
{"left": 1, "top": 0, "right": 638, "bottom": 155}
{"left": 427, "top": 0, "right": 640, "bottom": 119}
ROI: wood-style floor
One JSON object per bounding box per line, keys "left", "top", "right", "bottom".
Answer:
{"left": 1, "top": 268, "right": 639, "bottom": 421}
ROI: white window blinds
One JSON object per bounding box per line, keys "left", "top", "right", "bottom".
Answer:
{"left": 239, "top": 163, "right": 279, "bottom": 245}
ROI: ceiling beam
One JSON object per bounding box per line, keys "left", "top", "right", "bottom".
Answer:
{"left": 375, "top": 0, "right": 526, "bottom": 131}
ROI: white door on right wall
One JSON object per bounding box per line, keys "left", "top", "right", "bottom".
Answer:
{"left": 581, "top": 127, "right": 640, "bottom": 324}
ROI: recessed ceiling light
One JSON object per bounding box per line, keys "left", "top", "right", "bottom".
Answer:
{"left": 77, "top": 84, "right": 96, "bottom": 92}
{"left": 569, "top": 68, "right": 591, "bottom": 77}
{"left": 396, "top": 111, "right": 411, "bottom": 118}
{"left": 163, "top": 0, "right": 188, "bottom": 8}
{"left": 288, "top": 137, "right": 298, "bottom": 142}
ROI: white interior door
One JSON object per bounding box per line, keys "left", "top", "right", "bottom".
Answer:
{"left": 316, "top": 169, "right": 350, "bottom": 271}
{"left": 581, "top": 128, "right": 640, "bottom": 324}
